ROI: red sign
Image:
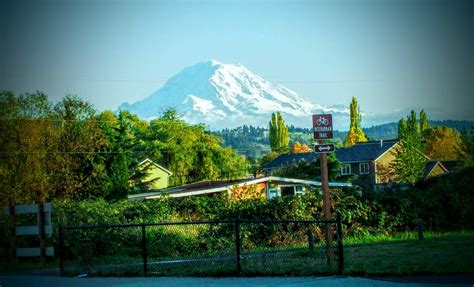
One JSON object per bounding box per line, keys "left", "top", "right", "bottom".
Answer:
{"left": 314, "top": 143, "right": 335, "bottom": 153}
{"left": 313, "top": 114, "right": 333, "bottom": 140}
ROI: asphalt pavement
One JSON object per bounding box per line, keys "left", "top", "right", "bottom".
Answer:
{"left": 1, "top": 275, "right": 473, "bottom": 287}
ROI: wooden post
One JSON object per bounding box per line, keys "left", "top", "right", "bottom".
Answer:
{"left": 235, "top": 220, "right": 241, "bottom": 274}
{"left": 319, "top": 143, "right": 333, "bottom": 265}
{"left": 59, "top": 224, "right": 65, "bottom": 276}
{"left": 416, "top": 218, "right": 424, "bottom": 241}
{"left": 306, "top": 224, "right": 315, "bottom": 253}
{"left": 38, "top": 203, "right": 46, "bottom": 265}
{"left": 142, "top": 224, "right": 148, "bottom": 276}
{"left": 8, "top": 205, "right": 16, "bottom": 266}
{"left": 336, "top": 212, "right": 344, "bottom": 274}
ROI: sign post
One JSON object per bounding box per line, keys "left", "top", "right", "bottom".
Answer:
{"left": 312, "top": 114, "right": 334, "bottom": 265}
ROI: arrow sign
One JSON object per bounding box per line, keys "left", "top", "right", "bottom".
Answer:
{"left": 314, "top": 143, "right": 335, "bottom": 154}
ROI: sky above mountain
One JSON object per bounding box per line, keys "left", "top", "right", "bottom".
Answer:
{"left": 1, "top": 0, "right": 473, "bottom": 126}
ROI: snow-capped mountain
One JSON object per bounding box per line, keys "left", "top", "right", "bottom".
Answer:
{"left": 118, "top": 60, "right": 347, "bottom": 128}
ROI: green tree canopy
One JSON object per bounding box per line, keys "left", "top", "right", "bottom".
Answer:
{"left": 392, "top": 110, "right": 427, "bottom": 183}
{"left": 461, "top": 126, "right": 474, "bottom": 166}
{"left": 273, "top": 153, "right": 341, "bottom": 181}
{"left": 144, "top": 108, "right": 249, "bottom": 186}
{"left": 0, "top": 91, "right": 55, "bottom": 205}
{"left": 419, "top": 110, "right": 430, "bottom": 133}
{"left": 1, "top": 92, "right": 250, "bottom": 203}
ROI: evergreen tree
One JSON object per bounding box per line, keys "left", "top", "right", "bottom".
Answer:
{"left": 345, "top": 97, "right": 367, "bottom": 146}
{"left": 419, "top": 110, "right": 429, "bottom": 133}
{"left": 406, "top": 110, "right": 419, "bottom": 136}
{"left": 398, "top": 118, "right": 407, "bottom": 139}
{"left": 461, "top": 126, "right": 474, "bottom": 166}
{"left": 393, "top": 110, "right": 426, "bottom": 183}
{"left": 269, "top": 112, "right": 289, "bottom": 153}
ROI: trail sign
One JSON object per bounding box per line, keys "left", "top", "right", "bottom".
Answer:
{"left": 314, "top": 143, "right": 335, "bottom": 153}
{"left": 312, "top": 113, "right": 334, "bottom": 264}
{"left": 313, "top": 114, "right": 333, "bottom": 140}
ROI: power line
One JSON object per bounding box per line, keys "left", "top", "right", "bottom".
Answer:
{"left": 0, "top": 146, "right": 274, "bottom": 154}
{"left": 0, "top": 118, "right": 138, "bottom": 124}
{"left": 3, "top": 73, "right": 384, "bottom": 84}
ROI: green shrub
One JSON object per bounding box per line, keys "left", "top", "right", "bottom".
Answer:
{"left": 1, "top": 167, "right": 472, "bottom": 262}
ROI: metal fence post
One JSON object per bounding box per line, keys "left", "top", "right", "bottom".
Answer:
{"left": 142, "top": 224, "right": 148, "bottom": 276}
{"left": 59, "top": 224, "right": 64, "bottom": 276}
{"left": 234, "top": 220, "right": 241, "bottom": 274}
{"left": 336, "top": 213, "right": 344, "bottom": 275}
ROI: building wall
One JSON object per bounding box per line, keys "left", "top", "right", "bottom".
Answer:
{"left": 426, "top": 164, "right": 447, "bottom": 178}
{"left": 375, "top": 147, "right": 398, "bottom": 184}
{"left": 340, "top": 162, "right": 373, "bottom": 183}
{"left": 142, "top": 164, "right": 170, "bottom": 190}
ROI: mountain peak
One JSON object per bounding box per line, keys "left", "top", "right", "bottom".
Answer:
{"left": 118, "top": 60, "right": 346, "bottom": 129}
{"left": 209, "top": 59, "right": 223, "bottom": 66}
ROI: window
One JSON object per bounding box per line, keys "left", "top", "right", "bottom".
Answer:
{"left": 341, "top": 164, "right": 351, "bottom": 175}
{"left": 359, "top": 162, "right": 370, "bottom": 174}
{"left": 268, "top": 188, "right": 279, "bottom": 199}
{"left": 280, "top": 186, "right": 295, "bottom": 197}
{"left": 279, "top": 185, "right": 305, "bottom": 197}
{"left": 295, "top": 185, "right": 304, "bottom": 196}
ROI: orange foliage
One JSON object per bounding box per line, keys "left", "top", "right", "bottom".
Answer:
{"left": 291, "top": 141, "right": 312, "bottom": 153}
{"left": 230, "top": 183, "right": 266, "bottom": 201}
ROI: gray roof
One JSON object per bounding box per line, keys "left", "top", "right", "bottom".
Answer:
{"left": 265, "top": 140, "right": 398, "bottom": 170}
{"left": 439, "top": 160, "right": 464, "bottom": 172}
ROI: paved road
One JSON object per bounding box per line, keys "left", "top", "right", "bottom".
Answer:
{"left": 0, "top": 275, "right": 472, "bottom": 287}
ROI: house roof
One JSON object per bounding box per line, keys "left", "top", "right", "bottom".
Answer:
{"left": 440, "top": 160, "right": 464, "bottom": 172}
{"left": 138, "top": 158, "right": 173, "bottom": 175}
{"left": 423, "top": 161, "right": 448, "bottom": 178}
{"left": 264, "top": 153, "right": 318, "bottom": 170}
{"left": 128, "top": 176, "right": 352, "bottom": 200}
{"left": 338, "top": 139, "right": 398, "bottom": 162}
{"left": 264, "top": 140, "right": 398, "bottom": 170}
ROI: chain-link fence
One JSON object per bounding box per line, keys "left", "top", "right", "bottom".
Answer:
{"left": 59, "top": 215, "right": 343, "bottom": 276}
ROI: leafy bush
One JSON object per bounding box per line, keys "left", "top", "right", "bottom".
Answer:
{"left": 1, "top": 167, "right": 472, "bottom": 262}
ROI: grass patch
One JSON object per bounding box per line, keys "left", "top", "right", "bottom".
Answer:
{"left": 344, "top": 234, "right": 474, "bottom": 275}
{"left": 343, "top": 230, "right": 474, "bottom": 246}
{"left": 3, "top": 231, "right": 473, "bottom": 276}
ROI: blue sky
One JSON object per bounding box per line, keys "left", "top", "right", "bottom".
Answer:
{"left": 1, "top": 0, "right": 473, "bottom": 124}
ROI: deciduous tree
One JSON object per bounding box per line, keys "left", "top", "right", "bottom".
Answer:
{"left": 345, "top": 97, "right": 367, "bottom": 146}
{"left": 290, "top": 141, "right": 311, "bottom": 153}
{"left": 269, "top": 112, "right": 289, "bottom": 153}
{"left": 424, "top": 126, "right": 466, "bottom": 161}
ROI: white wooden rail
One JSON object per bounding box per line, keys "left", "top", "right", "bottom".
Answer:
{"left": 4, "top": 203, "right": 54, "bottom": 258}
